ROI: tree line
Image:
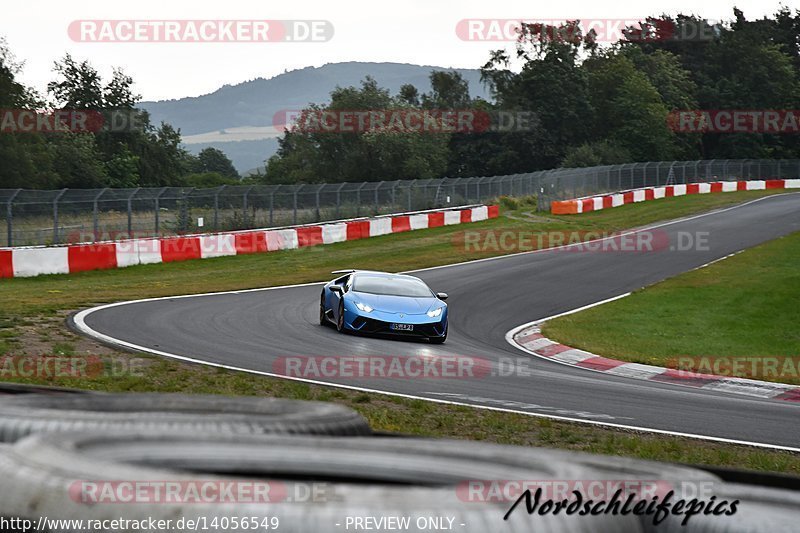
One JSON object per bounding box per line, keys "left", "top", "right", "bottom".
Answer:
{"left": 1, "top": 8, "right": 799, "bottom": 189}
{"left": 263, "top": 8, "right": 800, "bottom": 183}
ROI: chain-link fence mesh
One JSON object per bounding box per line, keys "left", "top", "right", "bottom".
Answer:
{"left": 1, "top": 159, "right": 798, "bottom": 246}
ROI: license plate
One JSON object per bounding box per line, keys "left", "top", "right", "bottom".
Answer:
{"left": 391, "top": 323, "right": 414, "bottom": 331}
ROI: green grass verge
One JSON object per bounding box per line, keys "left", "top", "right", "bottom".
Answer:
{"left": 544, "top": 230, "right": 800, "bottom": 385}
{"left": 2, "top": 189, "right": 799, "bottom": 475}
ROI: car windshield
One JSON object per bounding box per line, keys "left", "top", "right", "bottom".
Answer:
{"left": 353, "top": 276, "right": 433, "bottom": 298}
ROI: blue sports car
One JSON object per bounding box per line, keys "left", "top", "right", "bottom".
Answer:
{"left": 320, "top": 270, "right": 449, "bottom": 343}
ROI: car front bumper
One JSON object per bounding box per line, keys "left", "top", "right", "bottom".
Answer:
{"left": 343, "top": 307, "right": 447, "bottom": 338}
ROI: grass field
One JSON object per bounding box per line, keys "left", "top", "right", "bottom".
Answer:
{"left": 544, "top": 230, "right": 800, "bottom": 385}
{"left": 2, "top": 188, "right": 799, "bottom": 475}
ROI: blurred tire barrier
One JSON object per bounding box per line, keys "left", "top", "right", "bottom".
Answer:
{"left": 0, "top": 392, "right": 371, "bottom": 442}
{"left": 0, "top": 432, "right": 657, "bottom": 532}
{"left": 0, "top": 382, "right": 88, "bottom": 396}
{"left": 643, "top": 482, "right": 800, "bottom": 532}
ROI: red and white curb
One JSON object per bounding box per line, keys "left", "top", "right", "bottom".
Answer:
{"left": 551, "top": 179, "right": 800, "bottom": 215}
{"left": 0, "top": 204, "right": 498, "bottom": 279}
{"left": 509, "top": 321, "right": 800, "bottom": 403}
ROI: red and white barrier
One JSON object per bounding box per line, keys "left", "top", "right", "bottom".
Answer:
{"left": 513, "top": 324, "right": 800, "bottom": 403}
{"left": 551, "top": 179, "right": 800, "bottom": 215}
{"left": 0, "top": 205, "right": 499, "bottom": 279}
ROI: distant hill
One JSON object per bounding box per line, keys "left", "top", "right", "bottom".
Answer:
{"left": 140, "top": 62, "right": 490, "bottom": 173}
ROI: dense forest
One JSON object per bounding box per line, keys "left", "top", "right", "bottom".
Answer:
{"left": 2, "top": 9, "right": 799, "bottom": 189}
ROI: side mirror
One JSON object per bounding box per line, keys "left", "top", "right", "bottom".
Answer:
{"left": 330, "top": 285, "right": 343, "bottom": 294}
{"left": 436, "top": 292, "right": 448, "bottom": 301}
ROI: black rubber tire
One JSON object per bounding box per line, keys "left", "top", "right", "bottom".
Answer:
{"left": 0, "top": 382, "right": 87, "bottom": 396}
{"left": 0, "top": 392, "right": 371, "bottom": 443}
{"left": 319, "top": 293, "right": 327, "bottom": 326}
{"left": 0, "top": 431, "right": 667, "bottom": 533}
{"left": 336, "top": 300, "right": 345, "bottom": 332}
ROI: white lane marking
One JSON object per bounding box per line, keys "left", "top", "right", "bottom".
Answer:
{"left": 73, "top": 295, "right": 800, "bottom": 452}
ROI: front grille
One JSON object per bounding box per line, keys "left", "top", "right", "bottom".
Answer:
{"left": 352, "top": 317, "right": 444, "bottom": 337}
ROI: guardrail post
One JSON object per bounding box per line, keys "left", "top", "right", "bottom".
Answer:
{"left": 243, "top": 186, "right": 253, "bottom": 227}
{"left": 374, "top": 181, "right": 383, "bottom": 215}
{"left": 706, "top": 160, "right": 715, "bottom": 182}
{"left": 269, "top": 186, "right": 277, "bottom": 226}
{"left": 355, "top": 182, "right": 367, "bottom": 217}
{"left": 6, "top": 189, "right": 21, "bottom": 247}
{"left": 53, "top": 189, "right": 67, "bottom": 244}
{"left": 293, "top": 185, "right": 299, "bottom": 225}
{"left": 213, "top": 186, "right": 224, "bottom": 230}
{"left": 127, "top": 188, "right": 139, "bottom": 237}
{"left": 335, "top": 183, "right": 345, "bottom": 219}
{"left": 180, "top": 188, "right": 194, "bottom": 233}
{"left": 92, "top": 188, "right": 108, "bottom": 242}
{"left": 154, "top": 187, "right": 167, "bottom": 236}
{"left": 317, "top": 184, "right": 325, "bottom": 221}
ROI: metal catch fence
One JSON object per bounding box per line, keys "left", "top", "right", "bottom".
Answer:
{"left": 1, "top": 159, "right": 798, "bottom": 246}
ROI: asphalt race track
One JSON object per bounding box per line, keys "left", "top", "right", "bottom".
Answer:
{"left": 77, "top": 193, "right": 800, "bottom": 449}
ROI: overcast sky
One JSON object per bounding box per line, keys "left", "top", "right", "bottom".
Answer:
{"left": 4, "top": 0, "right": 787, "bottom": 102}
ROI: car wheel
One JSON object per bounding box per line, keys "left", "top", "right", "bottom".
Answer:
{"left": 336, "top": 300, "right": 345, "bottom": 332}
{"left": 319, "top": 293, "right": 327, "bottom": 326}
{"left": 429, "top": 324, "right": 447, "bottom": 344}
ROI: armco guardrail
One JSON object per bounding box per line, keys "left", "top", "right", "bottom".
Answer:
{"left": 0, "top": 205, "right": 498, "bottom": 279}
{"left": 3, "top": 159, "right": 799, "bottom": 247}
{"left": 550, "top": 179, "right": 800, "bottom": 214}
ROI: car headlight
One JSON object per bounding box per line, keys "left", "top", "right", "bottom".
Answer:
{"left": 355, "top": 302, "right": 373, "bottom": 313}
{"left": 427, "top": 307, "right": 443, "bottom": 318}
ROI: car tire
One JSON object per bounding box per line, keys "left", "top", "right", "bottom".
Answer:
{"left": 0, "top": 432, "right": 652, "bottom": 533}
{"left": 0, "top": 392, "right": 371, "bottom": 443}
{"left": 336, "top": 300, "right": 345, "bottom": 332}
{"left": 319, "top": 293, "right": 327, "bottom": 326}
